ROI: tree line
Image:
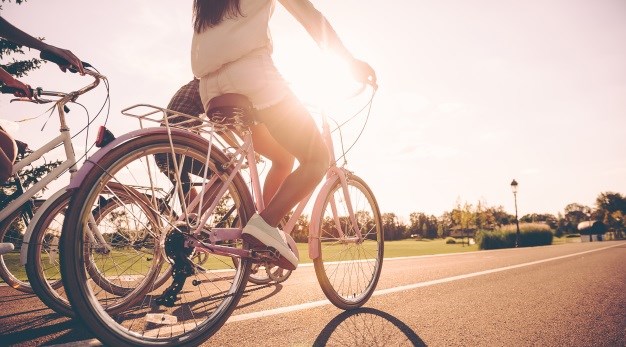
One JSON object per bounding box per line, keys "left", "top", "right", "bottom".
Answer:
{"left": 380, "top": 192, "right": 626, "bottom": 241}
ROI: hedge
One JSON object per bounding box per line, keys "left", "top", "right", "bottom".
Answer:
{"left": 476, "top": 223, "right": 553, "bottom": 250}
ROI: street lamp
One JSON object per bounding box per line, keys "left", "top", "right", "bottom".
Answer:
{"left": 584, "top": 207, "right": 593, "bottom": 242}
{"left": 510, "top": 179, "right": 521, "bottom": 247}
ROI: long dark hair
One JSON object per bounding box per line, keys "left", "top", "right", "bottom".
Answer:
{"left": 193, "top": 0, "right": 243, "bottom": 33}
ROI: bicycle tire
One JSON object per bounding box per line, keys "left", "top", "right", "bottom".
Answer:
{"left": 0, "top": 199, "right": 42, "bottom": 293}
{"left": 61, "top": 132, "right": 254, "bottom": 346}
{"left": 26, "top": 185, "right": 163, "bottom": 317}
{"left": 84, "top": 182, "right": 169, "bottom": 298}
{"left": 25, "top": 191, "right": 72, "bottom": 316}
{"left": 313, "top": 174, "right": 384, "bottom": 310}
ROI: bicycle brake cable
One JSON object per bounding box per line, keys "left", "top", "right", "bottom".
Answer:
{"left": 332, "top": 87, "right": 377, "bottom": 165}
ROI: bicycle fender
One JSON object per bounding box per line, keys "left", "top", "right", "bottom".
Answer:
{"left": 68, "top": 127, "right": 194, "bottom": 190}
{"left": 308, "top": 170, "right": 344, "bottom": 260}
{"left": 20, "top": 188, "right": 69, "bottom": 265}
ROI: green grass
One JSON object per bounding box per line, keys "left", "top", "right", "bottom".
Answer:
{"left": 383, "top": 238, "right": 479, "bottom": 257}
{"left": 0, "top": 237, "right": 581, "bottom": 283}
{"left": 0, "top": 252, "right": 26, "bottom": 282}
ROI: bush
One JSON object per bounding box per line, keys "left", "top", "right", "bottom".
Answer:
{"left": 476, "top": 223, "right": 553, "bottom": 250}
{"left": 444, "top": 237, "right": 457, "bottom": 244}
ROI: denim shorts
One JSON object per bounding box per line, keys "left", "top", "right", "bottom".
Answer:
{"left": 198, "top": 50, "right": 290, "bottom": 111}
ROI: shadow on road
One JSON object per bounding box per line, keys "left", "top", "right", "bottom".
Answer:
{"left": 0, "top": 312, "right": 92, "bottom": 346}
{"left": 313, "top": 307, "right": 426, "bottom": 346}
{"left": 236, "top": 283, "right": 284, "bottom": 310}
{"left": 0, "top": 289, "right": 97, "bottom": 346}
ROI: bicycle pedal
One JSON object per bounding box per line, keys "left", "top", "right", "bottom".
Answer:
{"left": 250, "top": 247, "right": 280, "bottom": 262}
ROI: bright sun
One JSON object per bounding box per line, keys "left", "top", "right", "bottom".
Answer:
{"left": 277, "top": 52, "right": 358, "bottom": 108}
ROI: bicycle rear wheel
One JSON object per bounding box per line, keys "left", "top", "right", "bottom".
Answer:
{"left": 61, "top": 132, "right": 254, "bottom": 346}
{"left": 313, "top": 174, "right": 384, "bottom": 310}
{"left": 26, "top": 185, "right": 163, "bottom": 317}
{"left": 0, "top": 199, "right": 42, "bottom": 293}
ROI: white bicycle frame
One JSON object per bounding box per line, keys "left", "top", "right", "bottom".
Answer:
{"left": 0, "top": 70, "right": 111, "bottom": 265}
{"left": 0, "top": 111, "right": 78, "bottom": 223}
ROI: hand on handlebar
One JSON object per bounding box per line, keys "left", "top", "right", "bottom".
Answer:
{"left": 1, "top": 78, "right": 33, "bottom": 99}
{"left": 350, "top": 58, "right": 378, "bottom": 90}
{"left": 40, "top": 48, "right": 86, "bottom": 75}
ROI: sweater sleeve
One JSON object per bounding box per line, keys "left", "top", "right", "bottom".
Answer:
{"left": 278, "top": 0, "right": 353, "bottom": 61}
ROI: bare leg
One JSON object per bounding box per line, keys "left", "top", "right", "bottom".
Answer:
{"left": 250, "top": 123, "right": 295, "bottom": 206}
{"left": 254, "top": 93, "right": 329, "bottom": 227}
{"left": 0, "top": 149, "right": 12, "bottom": 182}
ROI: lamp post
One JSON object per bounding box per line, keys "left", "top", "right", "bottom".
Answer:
{"left": 585, "top": 207, "right": 592, "bottom": 242}
{"left": 510, "top": 179, "right": 520, "bottom": 247}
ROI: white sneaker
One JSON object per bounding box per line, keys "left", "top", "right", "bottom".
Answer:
{"left": 0, "top": 242, "right": 14, "bottom": 255}
{"left": 242, "top": 213, "right": 298, "bottom": 270}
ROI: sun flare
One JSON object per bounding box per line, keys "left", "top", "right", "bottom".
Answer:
{"left": 278, "top": 52, "right": 358, "bottom": 108}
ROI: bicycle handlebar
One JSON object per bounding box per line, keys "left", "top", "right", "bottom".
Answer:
{"left": 1, "top": 51, "right": 103, "bottom": 104}
{"left": 1, "top": 69, "right": 105, "bottom": 105}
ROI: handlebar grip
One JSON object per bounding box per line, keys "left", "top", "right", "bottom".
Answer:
{"left": 39, "top": 51, "right": 92, "bottom": 73}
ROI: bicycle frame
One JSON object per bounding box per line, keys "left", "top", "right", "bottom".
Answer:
{"left": 179, "top": 108, "right": 365, "bottom": 261}
{"left": 100, "top": 93, "right": 371, "bottom": 267}
{"left": 0, "top": 70, "right": 111, "bottom": 265}
{"left": 0, "top": 112, "right": 77, "bottom": 223}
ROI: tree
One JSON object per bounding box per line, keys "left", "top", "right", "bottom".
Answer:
{"left": 520, "top": 213, "right": 558, "bottom": 230}
{"left": 450, "top": 201, "right": 475, "bottom": 231}
{"left": 488, "top": 206, "right": 515, "bottom": 227}
{"left": 595, "top": 192, "right": 626, "bottom": 238}
{"left": 290, "top": 213, "right": 310, "bottom": 243}
{"left": 438, "top": 211, "right": 454, "bottom": 237}
{"left": 382, "top": 212, "right": 406, "bottom": 241}
{"left": 0, "top": 0, "right": 26, "bottom": 11}
{"left": 563, "top": 203, "right": 590, "bottom": 228}
{"left": 1, "top": 1, "right": 45, "bottom": 84}
{"left": 407, "top": 212, "right": 438, "bottom": 239}
{"left": 0, "top": 0, "right": 62, "bottom": 209}
{"left": 0, "top": 148, "right": 62, "bottom": 209}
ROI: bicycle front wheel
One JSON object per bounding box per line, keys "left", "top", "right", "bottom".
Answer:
{"left": 25, "top": 191, "right": 72, "bottom": 316}
{"left": 313, "top": 174, "right": 384, "bottom": 310}
{"left": 61, "top": 132, "right": 254, "bottom": 346}
{"left": 0, "top": 199, "right": 41, "bottom": 293}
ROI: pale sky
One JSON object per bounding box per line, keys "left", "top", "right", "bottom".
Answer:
{"left": 1, "top": 0, "right": 625, "bottom": 221}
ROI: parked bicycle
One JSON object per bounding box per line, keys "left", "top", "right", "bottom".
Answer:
{"left": 0, "top": 56, "right": 106, "bottom": 297}
{"left": 0, "top": 55, "right": 167, "bottom": 317}
{"left": 60, "top": 82, "right": 383, "bottom": 346}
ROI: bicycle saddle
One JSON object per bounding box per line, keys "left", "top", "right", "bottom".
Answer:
{"left": 206, "top": 93, "right": 255, "bottom": 128}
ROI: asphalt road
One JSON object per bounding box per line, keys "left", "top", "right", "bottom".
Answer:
{"left": 1, "top": 241, "right": 624, "bottom": 346}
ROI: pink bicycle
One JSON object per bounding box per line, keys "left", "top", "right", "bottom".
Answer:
{"left": 60, "top": 84, "right": 383, "bottom": 346}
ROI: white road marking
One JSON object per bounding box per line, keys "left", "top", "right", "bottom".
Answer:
{"left": 227, "top": 243, "right": 623, "bottom": 322}
{"left": 49, "top": 242, "right": 624, "bottom": 346}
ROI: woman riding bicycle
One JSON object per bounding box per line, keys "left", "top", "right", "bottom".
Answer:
{"left": 191, "top": 0, "right": 376, "bottom": 270}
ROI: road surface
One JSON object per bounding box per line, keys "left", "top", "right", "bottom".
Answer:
{"left": 1, "top": 241, "right": 624, "bottom": 346}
